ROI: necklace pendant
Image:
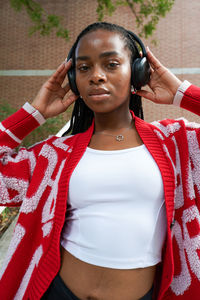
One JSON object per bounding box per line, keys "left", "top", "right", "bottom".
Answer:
{"left": 116, "top": 135, "right": 124, "bottom": 141}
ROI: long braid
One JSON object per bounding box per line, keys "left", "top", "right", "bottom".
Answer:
{"left": 130, "top": 94, "right": 144, "bottom": 120}
{"left": 64, "top": 22, "right": 144, "bottom": 136}
{"left": 68, "top": 98, "right": 94, "bottom": 134}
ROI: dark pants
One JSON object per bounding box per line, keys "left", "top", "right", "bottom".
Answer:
{"left": 42, "top": 273, "right": 154, "bottom": 300}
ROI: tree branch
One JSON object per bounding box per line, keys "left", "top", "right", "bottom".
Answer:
{"left": 126, "top": 0, "right": 138, "bottom": 19}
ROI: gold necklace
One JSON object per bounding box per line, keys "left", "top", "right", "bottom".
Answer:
{"left": 95, "top": 124, "right": 133, "bottom": 142}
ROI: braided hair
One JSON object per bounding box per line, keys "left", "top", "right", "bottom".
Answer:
{"left": 65, "top": 22, "right": 144, "bottom": 135}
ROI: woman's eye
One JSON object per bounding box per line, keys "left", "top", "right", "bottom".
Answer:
{"left": 107, "top": 62, "right": 119, "bottom": 69}
{"left": 78, "top": 65, "right": 89, "bottom": 72}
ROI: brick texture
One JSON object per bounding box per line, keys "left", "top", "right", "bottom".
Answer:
{"left": 0, "top": 0, "right": 200, "bottom": 123}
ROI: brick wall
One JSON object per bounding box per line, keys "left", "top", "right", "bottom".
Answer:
{"left": 0, "top": 0, "right": 200, "bottom": 123}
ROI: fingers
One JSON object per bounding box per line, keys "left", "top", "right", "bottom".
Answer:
{"left": 63, "top": 82, "right": 71, "bottom": 93}
{"left": 63, "top": 82, "right": 78, "bottom": 102}
{"left": 62, "top": 93, "right": 78, "bottom": 108}
{"left": 136, "top": 89, "right": 156, "bottom": 102}
{"left": 49, "top": 59, "right": 72, "bottom": 85}
{"left": 146, "top": 47, "right": 163, "bottom": 71}
{"left": 57, "top": 83, "right": 75, "bottom": 99}
{"left": 68, "top": 93, "right": 78, "bottom": 102}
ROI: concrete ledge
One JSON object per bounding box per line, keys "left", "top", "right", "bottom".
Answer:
{"left": 0, "top": 206, "right": 5, "bottom": 214}
{"left": 0, "top": 68, "right": 200, "bottom": 76}
{"left": 0, "top": 216, "right": 18, "bottom": 268}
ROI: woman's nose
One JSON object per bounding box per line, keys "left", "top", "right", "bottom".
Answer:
{"left": 89, "top": 66, "right": 106, "bottom": 84}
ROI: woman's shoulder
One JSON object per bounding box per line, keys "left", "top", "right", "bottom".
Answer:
{"left": 152, "top": 117, "right": 200, "bottom": 129}
{"left": 150, "top": 117, "right": 200, "bottom": 139}
{"left": 27, "top": 134, "right": 78, "bottom": 155}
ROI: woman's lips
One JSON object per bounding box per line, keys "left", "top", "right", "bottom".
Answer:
{"left": 88, "top": 94, "right": 110, "bottom": 100}
{"left": 88, "top": 88, "right": 110, "bottom": 100}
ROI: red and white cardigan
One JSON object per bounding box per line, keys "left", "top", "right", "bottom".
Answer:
{"left": 0, "top": 81, "right": 200, "bottom": 300}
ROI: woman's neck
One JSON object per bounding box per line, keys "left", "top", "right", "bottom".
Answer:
{"left": 94, "top": 109, "right": 133, "bottom": 133}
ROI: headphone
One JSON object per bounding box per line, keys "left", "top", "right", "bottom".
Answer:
{"left": 67, "top": 30, "right": 151, "bottom": 95}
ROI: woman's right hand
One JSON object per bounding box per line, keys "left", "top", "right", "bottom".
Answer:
{"left": 31, "top": 60, "right": 78, "bottom": 119}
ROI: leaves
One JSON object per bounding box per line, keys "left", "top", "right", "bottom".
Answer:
{"left": 0, "top": 207, "right": 19, "bottom": 238}
{"left": 10, "top": 0, "right": 175, "bottom": 42}
{"left": 96, "top": 0, "right": 175, "bottom": 39}
{"left": 125, "top": 0, "right": 175, "bottom": 39}
{"left": 10, "top": 0, "right": 69, "bottom": 42}
{"left": 96, "top": 0, "right": 116, "bottom": 21}
{"left": 56, "top": 28, "right": 69, "bottom": 40}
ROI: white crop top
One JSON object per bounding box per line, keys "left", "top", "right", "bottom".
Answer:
{"left": 61, "top": 144, "right": 167, "bottom": 269}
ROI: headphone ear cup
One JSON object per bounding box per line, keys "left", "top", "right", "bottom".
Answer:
{"left": 67, "top": 67, "right": 80, "bottom": 96}
{"left": 67, "top": 46, "right": 80, "bottom": 96}
{"left": 131, "top": 57, "right": 151, "bottom": 90}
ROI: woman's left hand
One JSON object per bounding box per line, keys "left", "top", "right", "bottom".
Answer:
{"left": 136, "top": 48, "right": 182, "bottom": 105}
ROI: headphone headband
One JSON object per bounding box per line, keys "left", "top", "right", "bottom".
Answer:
{"left": 127, "top": 30, "right": 147, "bottom": 57}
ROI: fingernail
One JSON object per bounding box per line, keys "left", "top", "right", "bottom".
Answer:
{"left": 64, "top": 58, "right": 71, "bottom": 66}
{"left": 147, "top": 46, "right": 150, "bottom": 51}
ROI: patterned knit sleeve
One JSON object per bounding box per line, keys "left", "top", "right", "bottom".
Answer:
{"left": 153, "top": 84, "right": 200, "bottom": 298}
{"left": 0, "top": 103, "right": 46, "bottom": 207}
{"left": 173, "top": 81, "right": 200, "bottom": 115}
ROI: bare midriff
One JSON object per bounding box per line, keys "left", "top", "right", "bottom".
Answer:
{"left": 59, "top": 247, "right": 156, "bottom": 300}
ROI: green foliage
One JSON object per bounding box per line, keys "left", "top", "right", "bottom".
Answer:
{"left": 96, "top": 0, "right": 116, "bottom": 20}
{"left": 1, "top": 207, "right": 10, "bottom": 221}
{"left": 97, "top": 0, "right": 175, "bottom": 39}
{"left": 56, "top": 28, "right": 69, "bottom": 40}
{"left": 0, "top": 100, "right": 70, "bottom": 148}
{"left": 0, "top": 101, "right": 16, "bottom": 119}
{"left": 10, "top": 0, "right": 174, "bottom": 42}
{"left": 10, "top": 0, "right": 69, "bottom": 42}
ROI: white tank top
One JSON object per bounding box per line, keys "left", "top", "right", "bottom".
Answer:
{"left": 61, "top": 144, "right": 167, "bottom": 269}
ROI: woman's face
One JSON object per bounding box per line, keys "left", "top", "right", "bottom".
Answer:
{"left": 75, "top": 29, "right": 132, "bottom": 114}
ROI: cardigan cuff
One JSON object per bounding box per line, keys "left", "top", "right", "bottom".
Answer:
{"left": 23, "top": 102, "right": 46, "bottom": 125}
{"left": 173, "top": 80, "right": 191, "bottom": 107}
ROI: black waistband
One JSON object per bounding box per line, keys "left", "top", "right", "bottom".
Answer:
{"left": 140, "top": 284, "right": 154, "bottom": 300}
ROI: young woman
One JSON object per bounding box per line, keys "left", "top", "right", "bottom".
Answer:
{"left": 0, "top": 22, "right": 200, "bottom": 300}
